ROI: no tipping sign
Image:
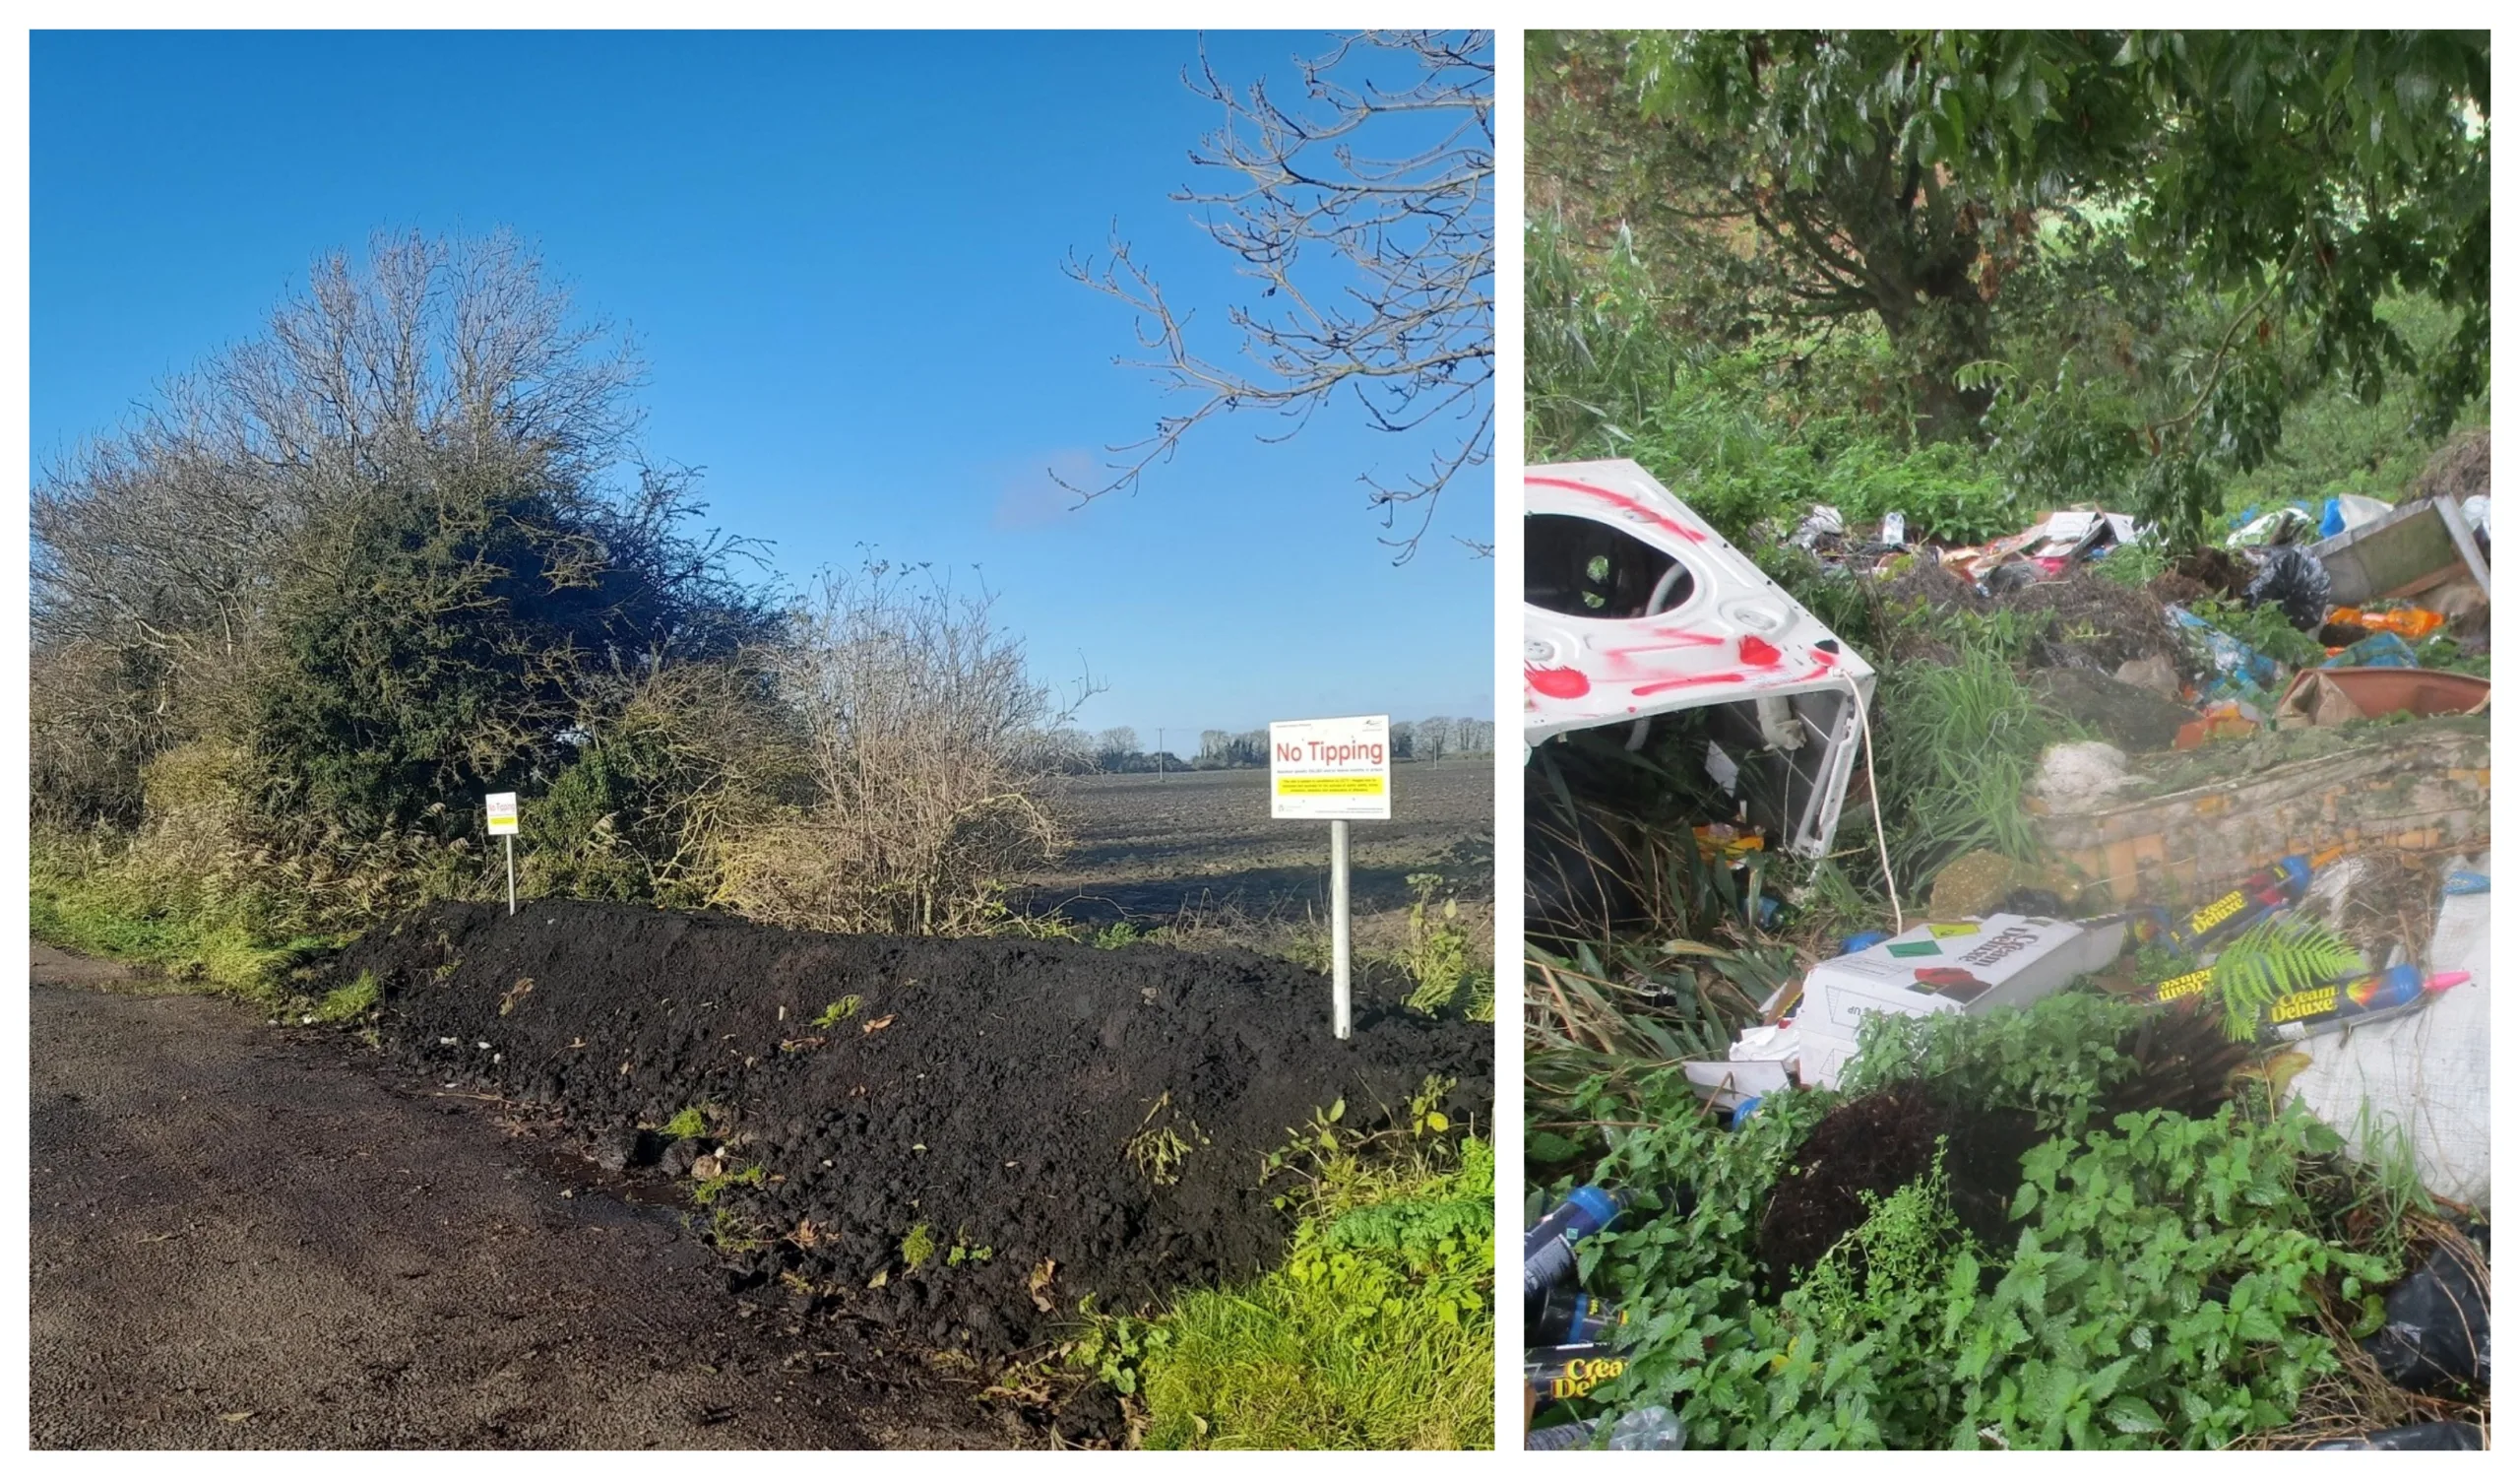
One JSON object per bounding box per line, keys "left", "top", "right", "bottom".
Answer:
{"left": 1269, "top": 715, "right": 1392, "bottom": 821}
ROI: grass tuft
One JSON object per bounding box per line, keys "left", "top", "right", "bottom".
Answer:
{"left": 313, "top": 971, "right": 380, "bottom": 1024}
{"left": 1081, "top": 1088, "right": 1493, "bottom": 1450}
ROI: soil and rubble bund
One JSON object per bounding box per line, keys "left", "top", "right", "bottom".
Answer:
{"left": 338, "top": 901, "right": 1491, "bottom": 1355}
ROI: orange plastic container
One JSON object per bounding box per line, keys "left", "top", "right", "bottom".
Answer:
{"left": 2326, "top": 606, "right": 2445, "bottom": 638}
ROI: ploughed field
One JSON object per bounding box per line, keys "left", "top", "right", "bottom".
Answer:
{"left": 1025, "top": 761, "right": 1495, "bottom": 928}
{"left": 336, "top": 901, "right": 1491, "bottom": 1363}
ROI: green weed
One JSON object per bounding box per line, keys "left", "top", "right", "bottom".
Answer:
{"left": 900, "top": 1221, "right": 936, "bottom": 1270}
{"left": 29, "top": 833, "right": 344, "bottom": 1001}
{"left": 2185, "top": 597, "right": 2327, "bottom": 671}
{"left": 1089, "top": 1118, "right": 1493, "bottom": 1449}
{"left": 1552, "top": 995, "right": 2424, "bottom": 1449}
{"left": 2208, "top": 917, "right": 2365, "bottom": 1042}
{"left": 811, "top": 996, "right": 863, "bottom": 1029}
{"left": 1871, "top": 643, "right": 2076, "bottom": 892}
{"left": 659, "top": 1106, "right": 710, "bottom": 1139}
{"left": 1399, "top": 873, "right": 1483, "bottom": 1015}
{"left": 691, "top": 1162, "right": 763, "bottom": 1204}
{"left": 312, "top": 971, "right": 380, "bottom": 1025}
{"left": 1124, "top": 1091, "right": 1210, "bottom": 1188}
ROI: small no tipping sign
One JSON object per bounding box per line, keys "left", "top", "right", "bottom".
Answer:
{"left": 1269, "top": 715, "right": 1392, "bottom": 821}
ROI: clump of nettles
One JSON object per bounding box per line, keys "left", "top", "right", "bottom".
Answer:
{"left": 1569, "top": 993, "right": 2416, "bottom": 1449}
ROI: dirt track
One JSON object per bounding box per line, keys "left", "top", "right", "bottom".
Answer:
{"left": 28, "top": 944, "right": 1013, "bottom": 1450}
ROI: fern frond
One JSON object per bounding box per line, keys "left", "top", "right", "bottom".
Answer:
{"left": 2209, "top": 916, "right": 2365, "bottom": 1041}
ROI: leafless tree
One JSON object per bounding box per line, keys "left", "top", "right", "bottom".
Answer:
{"left": 32, "top": 228, "right": 645, "bottom": 677}
{"left": 715, "top": 558, "right": 1102, "bottom": 935}
{"left": 1061, "top": 31, "right": 1494, "bottom": 562}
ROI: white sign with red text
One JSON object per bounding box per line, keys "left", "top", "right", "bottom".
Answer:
{"left": 1269, "top": 715, "right": 1392, "bottom": 821}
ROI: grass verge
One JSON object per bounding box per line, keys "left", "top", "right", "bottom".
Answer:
{"left": 1076, "top": 1091, "right": 1494, "bottom": 1450}
{"left": 30, "top": 836, "right": 340, "bottom": 1002}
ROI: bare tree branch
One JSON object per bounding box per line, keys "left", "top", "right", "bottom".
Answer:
{"left": 1058, "top": 31, "right": 1494, "bottom": 562}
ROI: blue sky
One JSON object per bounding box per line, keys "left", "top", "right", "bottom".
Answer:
{"left": 30, "top": 30, "right": 1493, "bottom": 746}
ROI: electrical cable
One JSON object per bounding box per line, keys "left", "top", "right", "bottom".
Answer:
{"left": 1847, "top": 676, "right": 1902, "bottom": 934}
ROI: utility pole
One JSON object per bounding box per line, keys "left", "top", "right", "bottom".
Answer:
{"left": 1158, "top": 728, "right": 1166, "bottom": 782}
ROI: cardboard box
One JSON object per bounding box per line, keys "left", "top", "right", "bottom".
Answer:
{"left": 1796, "top": 1030, "right": 1862, "bottom": 1091}
{"left": 1679, "top": 1057, "right": 1794, "bottom": 1113}
{"left": 1801, "top": 914, "right": 2127, "bottom": 1043}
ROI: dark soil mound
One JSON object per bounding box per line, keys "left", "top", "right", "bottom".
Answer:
{"left": 1879, "top": 562, "right": 2179, "bottom": 672}
{"left": 1755, "top": 1085, "right": 2041, "bottom": 1293}
{"left": 2411, "top": 426, "right": 2488, "bottom": 504}
{"left": 2156, "top": 547, "right": 2251, "bottom": 605}
{"left": 333, "top": 901, "right": 1490, "bottom": 1356}
{"left": 1758, "top": 1009, "right": 2249, "bottom": 1292}
{"left": 2005, "top": 574, "right": 2182, "bottom": 671}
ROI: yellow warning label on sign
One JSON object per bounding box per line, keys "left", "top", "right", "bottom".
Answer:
{"left": 1275, "top": 776, "right": 1387, "bottom": 796}
{"left": 1927, "top": 923, "right": 1980, "bottom": 938}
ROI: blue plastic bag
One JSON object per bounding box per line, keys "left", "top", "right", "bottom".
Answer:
{"left": 2323, "top": 631, "right": 2419, "bottom": 669}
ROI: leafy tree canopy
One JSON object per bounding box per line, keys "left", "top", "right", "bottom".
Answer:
{"left": 1535, "top": 30, "right": 2488, "bottom": 541}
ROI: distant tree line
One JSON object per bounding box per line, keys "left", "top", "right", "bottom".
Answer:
{"left": 1040, "top": 717, "right": 1497, "bottom": 774}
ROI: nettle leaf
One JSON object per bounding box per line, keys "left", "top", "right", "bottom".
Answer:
{"left": 2106, "top": 1392, "right": 2167, "bottom": 1435}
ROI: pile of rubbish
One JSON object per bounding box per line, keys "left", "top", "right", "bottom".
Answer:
{"left": 1804, "top": 484, "right": 2488, "bottom": 752}
{"left": 1524, "top": 443, "right": 2492, "bottom": 1449}
{"left": 1687, "top": 846, "right": 2486, "bottom": 1103}
{"left": 1530, "top": 845, "right": 2490, "bottom": 1449}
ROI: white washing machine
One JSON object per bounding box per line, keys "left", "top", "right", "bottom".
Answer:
{"left": 1525, "top": 458, "right": 1877, "bottom": 859}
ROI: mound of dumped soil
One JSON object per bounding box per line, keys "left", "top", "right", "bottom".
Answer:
{"left": 2154, "top": 546, "right": 2252, "bottom": 606}
{"left": 2006, "top": 575, "right": 2183, "bottom": 672}
{"left": 1756, "top": 1085, "right": 2041, "bottom": 1293}
{"left": 1759, "top": 1009, "right": 2250, "bottom": 1291}
{"left": 1880, "top": 562, "right": 2182, "bottom": 672}
{"left": 2411, "top": 426, "right": 2488, "bottom": 504}
{"left": 333, "top": 901, "right": 1490, "bottom": 1357}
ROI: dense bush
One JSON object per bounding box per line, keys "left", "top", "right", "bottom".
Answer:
{"left": 31, "top": 232, "right": 1095, "bottom": 964}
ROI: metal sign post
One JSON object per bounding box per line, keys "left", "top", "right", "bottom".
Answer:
{"left": 1330, "top": 819, "right": 1352, "bottom": 1037}
{"left": 1268, "top": 715, "right": 1391, "bottom": 1040}
{"left": 485, "top": 792, "right": 520, "bottom": 916}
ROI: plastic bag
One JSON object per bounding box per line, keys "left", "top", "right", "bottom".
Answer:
{"left": 1525, "top": 1406, "right": 1685, "bottom": 1451}
{"left": 2227, "top": 506, "right": 2317, "bottom": 547}
{"left": 2169, "top": 606, "right": 2280, "bottom": 704}
{"left": 2310, "top": 1422, "right": 2486, "bottom": 1450}
{"left": 2244, "top": 545, "right": 2333, "bottom": 630}
{"left": 1790, "top": 504, "right": 1846, "bottom": 550}
{"left": 1605, "top": 1406, "right": 1683, "bottom": 1449}
{"left": 2361, "top": 1234, "right": 2489, "bottom": 1393}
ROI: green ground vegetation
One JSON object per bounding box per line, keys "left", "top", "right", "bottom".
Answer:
{"left": 1076, "top": 1082, "right": 1494, "bottom": 1450}
{"left": 1538, "top": 995, "right": 2474, "bottom": 1448}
